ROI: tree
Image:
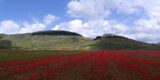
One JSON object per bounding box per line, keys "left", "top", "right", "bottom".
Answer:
{"left": 0, "top": 40, "right": 12, "bottom": 49}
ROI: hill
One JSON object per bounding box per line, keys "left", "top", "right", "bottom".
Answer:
{"left": 0, "top": 30, "right": 94, "bottom": 50}
{"left": 157, "top": 42, "right": 160, "bottom": 45}
{"left": 91, "top": 34, "right": 160, "bottom": 50}
{"left": 0, "top": 31, "right": 160, "bottom": 50}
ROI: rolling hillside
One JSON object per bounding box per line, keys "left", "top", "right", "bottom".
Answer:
{"left": 0, "top": 30, "right": 160, "bottom": 50}
{"left": 91, "top": 34, "right": 160, "bottom": 50}
{"left": 0, "top": 31, "right": 94, "bottom": 50}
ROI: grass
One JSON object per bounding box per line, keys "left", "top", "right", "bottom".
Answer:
{"left": 1, "top": 33, "right": 160, "bottom": 50}
{"left": 2, "top": 35, "right": 94, "bottom": 50}
{"left": 0, "top": 50, "right": 83, "bottom": 61}
{"left": 92, "top": 37, "right": 160, "bottom": 50}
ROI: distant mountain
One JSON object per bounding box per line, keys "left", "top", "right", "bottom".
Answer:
{"left": 92, "top": 34, "right": 160, "bottom": 50}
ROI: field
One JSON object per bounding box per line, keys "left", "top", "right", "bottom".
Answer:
{"left": 2, "top": 35, "right": 94, "bottom": 50}
{"left": 0, "top": 50, "right": 160, "bottom": 80}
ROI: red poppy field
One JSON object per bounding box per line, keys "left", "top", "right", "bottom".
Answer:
{"left": 0, "top": 50, "right": 160, "bottom": 80}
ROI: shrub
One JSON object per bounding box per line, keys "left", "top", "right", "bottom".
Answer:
{"left": 0, "top": 40, "right": 12, "bottom": 49}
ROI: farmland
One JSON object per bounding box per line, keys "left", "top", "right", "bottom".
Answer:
{"left": 0, "top": 50, "right": 160, "bottom": 80}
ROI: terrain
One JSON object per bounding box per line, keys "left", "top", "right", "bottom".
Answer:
{"left": 0, "top": 30, "right": 94, "bottom": 50}
{"left": 0, "top": 30, "right": 160, "bottom": 80}
{"left": 0, "top": 50, "right": 160, "bottom": 80}
{"left": 0, "top": 30, "right": 160, "bottom": 50}
{"left": 92, "top": 34, "right": 160, "bottom": 50}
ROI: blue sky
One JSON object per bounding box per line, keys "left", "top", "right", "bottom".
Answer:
{"left": 0, "top": 0, "right": 69, "bottom": 21}
{"left": 0, "top": 0, "right": 160, "bottom": 43}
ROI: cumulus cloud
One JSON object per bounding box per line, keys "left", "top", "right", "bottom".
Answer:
{"left": 0, "top": 20, "right": 20, "bottom": 34}
{"left": 53, "top": 19, "right": 128, "bottom": 38}
{"left": 67, "top": 0, "right": 141, "bottom": 19}
{"left": 19, "top": 22, "right": 46, "bottom": 34}
{"left": 0, "top": 14, "right": 58, "bottom": 34}
{"left": 54, "top": 0, "right": 160, "bottom": 43}
{"left": 67, "top": 0, "right": 110, "bottom": 19}
{"left": 43, "top": 14, "right": 59, "bottom": 25}
{"left": 128, "top": 0, "right": 160, "bottom": 43}
{"left": 56, "top": 0, "right": 141, "bottom": 38}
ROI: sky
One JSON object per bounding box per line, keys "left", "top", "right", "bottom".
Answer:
{"left": 0, "top": 0, "right": 160, "bottom": 43}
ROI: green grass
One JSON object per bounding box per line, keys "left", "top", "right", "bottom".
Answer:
{"left": 0, "top": 50, "right": 83, "bottom": 61}
{"left": 1, "top": 33, "right": 160, "bottom": 50}
{"left": 2, "top": 35, "right": 94, "bottom": 50}
{"left": 91, "top": 37, "right": 160, "bottom": 50}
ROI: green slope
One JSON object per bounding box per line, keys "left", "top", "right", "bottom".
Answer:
{"left": 91, "top": 36, "right": 160, "bottom": 50}
{"left": 0, "top": 50, "right": 83, "bottom": 61}
{"left": 1, "top": 31, "right": 160, "bottom": 50}
{"left": 1, "top": 34, "right": 94, "bottom": 50}
{"left": 0, "top": 31, "right": 95, "bottom": 50}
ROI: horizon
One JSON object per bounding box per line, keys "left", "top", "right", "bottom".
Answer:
{"left": 0, "top": 0, "right": 160, "bottom": 43}
{"left": 0, "top": 29, "right": 156, "bottom": 44}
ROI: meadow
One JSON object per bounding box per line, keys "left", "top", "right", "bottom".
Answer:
{"left": 0, "top": 50, "right": 160, "bottom": 80}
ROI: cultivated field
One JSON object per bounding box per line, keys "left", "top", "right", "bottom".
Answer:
{"left": 0, "top": 50, "right": 160, "bottom": 80}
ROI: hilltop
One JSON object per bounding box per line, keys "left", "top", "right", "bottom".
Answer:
{"left": 92, "top": 34, "right": 160, "bottom": 50}
{"left": 31, "top": 30, "right": 82, "bottom": 36}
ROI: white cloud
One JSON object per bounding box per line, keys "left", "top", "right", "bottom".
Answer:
{"left": 67, "top": 0, "right": 110, "bottom": 19}
{"left": 0, "top": 14, "right": 58, "bottom": 34}
{"left": 54, "top": 0, "right": 160, "bottom": 43}
{"left": 131, "top": 16, "right": 160, "bottom": 43}
{"left": 53, "top": 19, "right": 128, "bottom": 38}
{"left": 67, "top": 0, "right": 140, "bottom": 19}
{"left": 19, "top": 22, "right": 46, "bottom": 34}
{"left": 0, "top": 20, "right": 20, "bottom": 34}
{"left": 43, "top": 14, "right": 59, "bottom": 25}
{"left": 58, "top": 0, "right": 138, "bottom": 38}
{"left": 56, "top": 0, "right": 141, "bottom": 39}
{"left": 129, "top": 0, "right": 160, "bottom": 43}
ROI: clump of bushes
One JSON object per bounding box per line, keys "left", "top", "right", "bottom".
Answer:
{"left": 0, "top": 40, "right": 12, "bottom": 49}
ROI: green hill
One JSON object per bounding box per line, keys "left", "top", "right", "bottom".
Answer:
{"left": 0, "top": 31, "right": 94, "bottom": 50}
{"left": 91, "top": 34, "right": 160, "bottom": 50}
{"left": 0, "top": 31, "right": 160, "bottom": 50}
